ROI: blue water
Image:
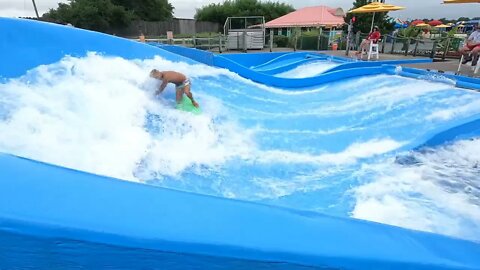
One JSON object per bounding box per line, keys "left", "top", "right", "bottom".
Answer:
{"left": 1, "top": 54, "right": 479, "bottom": 241}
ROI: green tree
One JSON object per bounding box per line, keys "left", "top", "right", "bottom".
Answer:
{"left": 111, "top": 0, "right": 174, "bottom": 21}
{"left": 194, "top": 0, "right": 294, "bottom": 25}
{"left": 344, "top": 0, "right": 395, "bottom": 34}
{"left": 43, "top": 0, "right": 132, "bottom": 31}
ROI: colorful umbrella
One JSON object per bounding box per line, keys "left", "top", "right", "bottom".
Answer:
{"left": 415, "top": 23, "right": 431, "bottom": 27}
{"left": 429, "top": 20, "right": 443, "bottom": 26}
{"left": 444, "top": 0, "right": 480, "bottom": 3}
{"left": 411, "top": 20, "right": 426, "bottom": 26}
{"left": 349, "top": 1, "right": 405, "bottom": 32}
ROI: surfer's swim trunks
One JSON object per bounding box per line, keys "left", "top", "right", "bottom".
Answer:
{"left": 176, "top": 79, "right": 190, "bottom": 90}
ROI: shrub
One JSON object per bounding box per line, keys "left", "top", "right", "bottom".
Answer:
{"left": 273, "top": 35, "right": 289, "bottom": 47}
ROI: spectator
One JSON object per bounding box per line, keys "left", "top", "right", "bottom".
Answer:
{"left": 460, "top": 24, "right": 480, "bottom": 66}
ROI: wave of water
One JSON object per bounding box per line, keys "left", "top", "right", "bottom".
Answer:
{"left": 275, "top": 60, "right": 339, "bottom": 78}
{"left": 1, "top": 53, "right": 480, "bottom": 241}
{"left": 353, "top": 139, "right": 480, "bottom": 241}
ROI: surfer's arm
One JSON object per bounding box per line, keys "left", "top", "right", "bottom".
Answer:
{"left": 156, "top": 80, "right": 168, "bottom": 95}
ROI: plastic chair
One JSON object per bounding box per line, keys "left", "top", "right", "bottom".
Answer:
{"left": 368, "top": 40, "right": 380, "bottom": 60}
{"left": 361, "top": 39, "right": 380, "bottom": 60}
{"left": 457, "top": 54, "right": 480, "bottom": 75}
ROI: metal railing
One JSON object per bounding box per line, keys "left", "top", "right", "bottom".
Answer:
{"left": 350, "top": 33, "right": 465, "bottom": 60}
{"left": 145, "top": 35, "right": 226, "bottom": 52}
{"left": 143, "top": 32, "right": 466, "bottom": 59}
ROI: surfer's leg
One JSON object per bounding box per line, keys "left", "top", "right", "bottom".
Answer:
{"left": 175, "top": 87, "right": 184, "bottom": 104}
{"left": 184, "top": 84, "right": 199, "bottom": 107}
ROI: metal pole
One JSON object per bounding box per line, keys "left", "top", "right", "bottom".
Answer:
{"left": 219, "top": 35, "right": 223, "bottom": 53}
{"left": 269, "top": 29, "right": 273, "bottom": 52}
{"left": 430, "top": 40, "right": 438, "bottom": 59}
{"left": 413, "top": 39, "right": 419, "bottom": 56}
{"left": 404, "top": 38, "right": 410, "bottom": 56}
{"left": 31, "top": 0, "right": 40, "bottom": 19}
{"left": 346, "top": 20, "right": 352, "bottom": 55}
{"left": 243, "top": 30, "right": 247, "bottom": 53}
{"left": 370, "top": 12, "right": 376, "bottom": 32}
{"left": 443, "top": 38, "right": 451, "bottom": 60}
{"left": 390, "top": 37, "right": 396, "bottom": 54}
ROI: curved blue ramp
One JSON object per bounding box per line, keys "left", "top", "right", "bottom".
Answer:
{"left": 158, "top": 45, "right": 480, "bottom": 90}
{"left": 1, "top": 17, "right": 480, "bottom": 269}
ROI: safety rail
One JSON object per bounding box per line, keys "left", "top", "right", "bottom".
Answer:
{"left": 145, "top": 36, "right": 226, "bottom": 52}
{"left": 349, "top": 33, "right": 466, "bottom": 60}
{"left": 141, "top": 32, "right": 466, "bottom": 59}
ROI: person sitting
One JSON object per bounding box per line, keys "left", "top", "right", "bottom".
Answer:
{"left": 355, "top": 26, "right": 381, "bottom": 57}
{"left": 150, "top": 69, "right": 199, "bottom": 108}
{"left": 460, "top": 24, "right": 480, "bottom": 66}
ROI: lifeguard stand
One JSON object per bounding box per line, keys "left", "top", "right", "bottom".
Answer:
{"left": 224, "top": 16, "right": 265, "bottom": 51}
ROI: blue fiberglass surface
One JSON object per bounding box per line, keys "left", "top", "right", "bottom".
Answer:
{"left": 0, "top": 230, "right": 318, "bottom": 270}
{"left": 1, "top": 17, "right": 480, "bottom": 269}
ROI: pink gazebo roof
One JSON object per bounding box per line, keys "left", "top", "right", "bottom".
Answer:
{"left": 265, "top": 6, "right": 345, "bottom": 28}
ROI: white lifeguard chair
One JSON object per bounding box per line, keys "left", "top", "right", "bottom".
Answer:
{"left": 457, "top": 54, "right": 480, "bottom": 75}
{"left": 361, "top": 40, "right": 380, "bottom": 60}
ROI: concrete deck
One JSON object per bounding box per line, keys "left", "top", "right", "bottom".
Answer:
{"left": 322, "top": 50, "right": 478, "bottom": 78}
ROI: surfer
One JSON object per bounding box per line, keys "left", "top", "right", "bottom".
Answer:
{"left": 150, "top": 69, "right": 199, "bottom": 108}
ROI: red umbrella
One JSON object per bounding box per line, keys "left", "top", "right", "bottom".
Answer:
{"left": 429, "top": 20, "right": 443, "bottom": 26}
{"left": 410, "top": 20, "right": 425, "bottom": 26}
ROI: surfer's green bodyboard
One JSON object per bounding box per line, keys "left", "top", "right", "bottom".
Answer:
{"left": 176, "top": 98, "right": 201, "bottom": 115}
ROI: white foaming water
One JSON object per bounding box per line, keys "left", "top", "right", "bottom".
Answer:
{"left": 353, "top": 139, "right": 480, "bottom": 241}
{"left": 2, "top": 53, "right": 480, "bottom": 242}
{"left": 426, "top": 96, "right": 480, "bottom": 121}
{"left": 0, "top": 53, "right": 254, "bottom": 181}
{"left": 315, "top": 76, "right": 452, "bottom": 115}
{"left": 257, "top": 139, "right": 404, "bottom": 165}
{"left": 276, "top": 60, "right": 339, "bottom": 78}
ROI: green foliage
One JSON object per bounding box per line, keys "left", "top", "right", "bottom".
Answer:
{"left": 398, "top": 26, "right": 421, "bottom": 39}
{"left": 457, "top": 17, "right": 471, "bottom": 22}
{"left": 301, "top": 30, "right": 322, "bottom": 37}
{"left": 273, "top": 35, "right": 288, "bottom": 47}
{"left": 43, "top": 0, "right": 174, "bottom": 32}
{"left": 194, "top": 0, "right": 295, "bottom": 25}
{"left": 111, "top": 0, "right": 173, "bottom": 21}
{"left": 288, "top": 27, "right": 301, "bottom": 47}
{"left": 43, "top": 0, "right": 132, "bottom": 31}
{"left": 344, "top": 0, "right": 394, "bottom": 34}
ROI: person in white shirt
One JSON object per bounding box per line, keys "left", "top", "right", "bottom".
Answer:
{"left": 460, "top": 24, "right": 480, "bottom": 66}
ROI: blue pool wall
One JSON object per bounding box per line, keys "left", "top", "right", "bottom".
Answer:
{"left": 1, "top": 17, "right": 480, "bottom": 269}
{"left": 0, "top": 18, "right": 196, "bottom": 80}
{"left": 157, "top": 45, "right": 480, "bottom": 91}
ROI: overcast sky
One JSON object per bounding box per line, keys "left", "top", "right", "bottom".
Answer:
{"left": 1, "top": 0, "right": 478, "bottom": 20}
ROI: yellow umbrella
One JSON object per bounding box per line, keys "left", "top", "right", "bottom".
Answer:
{"left": 444, "top": 0, "right": 480, "bottom": 3}
{"left": 349, "top": 1, "right": 405, "bottom": 32}
{"left": 415, "top": 23, "right": 431, "bottom": 27}
{"left": 435, "top": 24, "right": 450, "bottom": 28}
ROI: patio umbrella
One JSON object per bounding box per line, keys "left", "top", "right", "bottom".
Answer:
{"left": 429, "top": 20, "right": 443, "bottom": 26}
{"left": 435, "top": 24, "right": 450, "bottom": 28}
{"left": 415, "top": 23, "right": 431, "bottom": 27}
{"left": 444, "top": 0, "right": 480, "bottom": 3}
{"left": 349, "top": 1, "right": 405, "bottom": 32}
{"left": 411, "top": 20, "right": 426, "bottom": 26}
